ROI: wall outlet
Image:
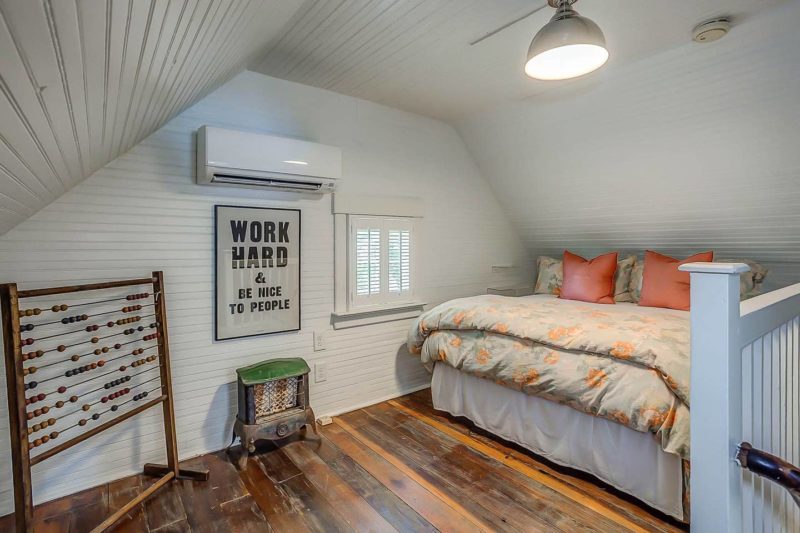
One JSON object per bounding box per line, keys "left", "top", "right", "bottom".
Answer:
{"left": 314, "top": 362, "right": 328, "bottom": 383}
{"left": 313, "top": 331, "right": 326, "bottom": 351}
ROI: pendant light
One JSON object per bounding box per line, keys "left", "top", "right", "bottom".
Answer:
{"left": 525, "top": 0, "right": 608, "bottom": 81}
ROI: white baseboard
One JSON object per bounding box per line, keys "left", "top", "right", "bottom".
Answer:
{"left": 318, "top": 381, "right": 432, "bottom": 419}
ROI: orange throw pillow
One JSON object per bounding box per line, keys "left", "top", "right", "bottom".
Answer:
{"left": 559, "top": 251, "right": 618, "bottom": 304}
{"left": 638, "top": 250, "right": 714, "bottom": 310}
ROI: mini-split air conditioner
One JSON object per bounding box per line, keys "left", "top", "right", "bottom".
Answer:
{"left": 196, "top": 126, "right": 341, "bottom": 193}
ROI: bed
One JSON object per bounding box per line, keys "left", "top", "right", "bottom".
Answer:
{"left": 407, "top": 294, "right": 691, "bottom": 522}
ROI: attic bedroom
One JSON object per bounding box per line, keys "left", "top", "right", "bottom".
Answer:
{"left": 0, "top": 0, "right": 798, "bottom": 532}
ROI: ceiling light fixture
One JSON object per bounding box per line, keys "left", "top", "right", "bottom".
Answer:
{"left": 525, "top": 0, "right": 608, "bottom": 81}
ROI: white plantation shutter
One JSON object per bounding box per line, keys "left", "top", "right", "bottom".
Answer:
{"left": 387, "top": 220, "right": 412, "bottom": 298}
{"left": 349, "top": 215, "right": 415, "bottom": 309}
{"left": 355, "top": 227, "right": 381, "bottom": 296}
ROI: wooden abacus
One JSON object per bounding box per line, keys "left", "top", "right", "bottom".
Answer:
{"left": 1, "top": 272, "right": 208, "bottom": 533}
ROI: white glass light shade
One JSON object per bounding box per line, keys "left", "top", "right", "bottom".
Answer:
{"left": 525, "top": 10, "right": 608, "bottom": 80}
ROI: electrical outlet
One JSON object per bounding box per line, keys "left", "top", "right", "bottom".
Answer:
{"left": 314, "top": 362, "right": 328, "bottom": 383}
{"left": 313, "top": 331, "right": 326, "bottom": 351}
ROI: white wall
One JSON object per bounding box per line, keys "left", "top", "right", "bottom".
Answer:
{"left": 455, "top": 1, "right": 800, "bottom": 291}
{"left": 0, "top": 70, "right": 531, "bottom": 513}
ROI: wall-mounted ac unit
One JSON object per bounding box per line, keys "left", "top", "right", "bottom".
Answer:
{"left": 196, "top": 126, "right": 341, "bottom": 193}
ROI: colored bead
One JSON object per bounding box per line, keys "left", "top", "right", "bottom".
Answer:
{"left": 111, "top": 405, "right": 119, "bottom": 412}
{"left": 55, "top": 401, "right": 64, "bottom": 408}
{"left": 62, "top": 318, "right": 69, "bottom": 324}
{"left": 120, "top": 365, "right": 126, "bottom": 371}
{"left": 71, "top": 355, "right": 80, "bottom": 361}
{"left": 51, "top": 305, "right": 60, "bottom": 312}
{"left": 29, "top": 366, "right": 37, "bottom": 374}
{"left": 92, "top": 413, "right": 100, "bottom": 421}
{"left": 29, "top": 381, "right": 37, "bottom": 389}
{"left": 57, "top": 344, "right": 66, "bottom": 352}
{"left": 60, "top": 304, "right": 68, "bottom": 311}
{"left": 107, "top": 321, "right": 115, "bottom": 328}
{"left": 114, "top": 343, "right": 121, "bottom": 350}
{"left": 79, "top": 419, "right": 87, "bottom": 426}
{"left": 34, "top": 439, "right": 42, "bottom": 447}
{"left": 50, "top": 431, "right": 58, "bottom": 439}
{"left": 91, "top": 337, "right": 99, "bottom": 343}
{"left": 69, "top": 395, "right": 77, "bottom": 403}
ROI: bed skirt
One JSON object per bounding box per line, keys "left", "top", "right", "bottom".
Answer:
{"left": 431, "top": 363, "right": 684, "bottom": 520}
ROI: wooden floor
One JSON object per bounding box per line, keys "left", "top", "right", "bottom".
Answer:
{"left": 0, "top": 389, "right": 687, "bottom": 532}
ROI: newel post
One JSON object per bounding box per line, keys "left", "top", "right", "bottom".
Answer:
{"left": 679, "top": 262, "right": 750, "bottom": 532}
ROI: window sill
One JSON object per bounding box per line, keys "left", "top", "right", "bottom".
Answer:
{"left": 331, "top": 302, "right": 426, "bottom": 330}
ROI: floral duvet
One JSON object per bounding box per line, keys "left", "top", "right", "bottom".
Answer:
{"left": 407, "top": 294, "right": 691, "bottom": 460}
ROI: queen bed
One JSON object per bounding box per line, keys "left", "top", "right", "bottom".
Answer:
{"left": 408, "top": 293, "right": 691, "bottom": 522}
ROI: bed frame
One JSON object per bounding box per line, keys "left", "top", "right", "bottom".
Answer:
{"left": 681, "top": 263, "right": 800, "bottom": 532}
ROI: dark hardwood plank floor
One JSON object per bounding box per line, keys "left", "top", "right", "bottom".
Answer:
{"left": 0, "top": 389, "right": 687, "bottom": 532}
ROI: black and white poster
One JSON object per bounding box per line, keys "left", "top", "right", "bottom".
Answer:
{"left": 214, "top": 205, "right": 301, "bottom": 340}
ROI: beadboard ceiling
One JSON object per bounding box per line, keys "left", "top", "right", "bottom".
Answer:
{"left": 251, "top": 0, "right": 786, "bottom": 121}
{"left": 0, "top": 0, "right": 303, "bottom": 236}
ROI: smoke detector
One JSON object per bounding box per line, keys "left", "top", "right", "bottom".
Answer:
{"left": 693, "top": 18, "right": 731, "bottom": 43}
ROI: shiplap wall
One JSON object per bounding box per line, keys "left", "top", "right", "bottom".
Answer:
{"left": 0, "top": 0, "right": 303, "bottom": 235}
{"left": 0, "top": 70, "right": 531, "bottom": 513}
{"left": 455, "top": 0, "right": 800, "bottom": 290}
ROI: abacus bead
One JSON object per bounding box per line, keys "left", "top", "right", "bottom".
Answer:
{"left": 55, "top": 401, "right": 64, "bottom": 408}
{"left": 41, "top": 436, "right": 49, "bottom": 444}
{"left": 78, "top": 419, "right": 87, "bottom": 426}
{"left": 34, "top": 409, "right": 42, "bottom": 417}
{"left": 37, "top": 393, "right": 45, "bottom": 401}
{"left": 94, "top": 349, "right": 101, "bottom": 355}
{"left": 71, "top": 355, "right": 79, "bottom": 361}
{"left": 114, "top": 343, "right": 121, "bottom": 349}
{"left": 57, "top": 345, "right": 66, "bottom": 352}
{"left": 23, "top": 368, "right": 29, "bottom": 376}
{"left": 29, "top": 381, "right": 37, "bottom": 389}
{"left": 50, "top": 431, "right": 58, "bottom": 439}
{"left": 107, "top": 321, "right": 114, "bottom": 328}
{"left": 91, "top": 337, "right": 99, "bottom": 343}
{"left": 36, "top": 350, "right": 43, "bottom": 358}
{"left": 123, "top": 388, "right": 130, "bottom": 394}
{"left": 82, "top": 404, "right": 90, "bottom": 411}
{"left": 98, "top": 360, "right": 105, "bottom": 367}
{"left": 60, "top": 304, "right": 68, "bottom": 311}
{"left": 69, "top": 395, "right": 78, "bottom": 403}
{"left": 68, "top": 317, "right": 75, "bottom": 323}
{"left": 34, "top": 439, "right": 42, "bottom": 447}
{"left": 124, "top": 376, "right": 130, "bottom": 382}
{"left": 29, "top": 366, "right": 37, "bottom": 374}
{"left": 111, "top": 405, "right": 118, "bottom": 412}
{"left": 80, "top": 314, "right": 87, "bottom": 320}
{"left": 92, "top": 413, "right": 100, "bottom": 421}
{"left": 33, "top": 308, "right": 42, "bottom": 315}
{"left": 51, "top": 305, "right": 60, "bottom": 312}
{"left": 48, "top": 418, "right": 55, "bottom": 426}
{"left": 90, "top": 363, "right": 97, "bottom": 370}
{"left": 24, "top": 338, "right": 33, "bottom": 346}
{"left": 101, "top": 397, "right": 108, "bottom": 403}
{"left": 26, "top": 412, "right": 33, "bottom": 420}
{"left": 62, "top": 318, "right": 69, "bottom": 324}
{"left": 65, "top": 370, "right": 73, "bottom": 377}
{"left": 120, "top": 365, "right": 126, "bottom": 371}
{"left": 33, "top": 423, "right": 41, "bottom": 431}
{"left": 102, "top": 347, "right": 108, "bottom": 353}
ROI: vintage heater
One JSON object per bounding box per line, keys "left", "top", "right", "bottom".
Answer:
{"left": 232, "top": 358, "right": 317, "bottom": 469}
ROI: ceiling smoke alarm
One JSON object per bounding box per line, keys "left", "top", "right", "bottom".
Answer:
{"left": 692, "top": 18, "right": 731, "bottom": 43}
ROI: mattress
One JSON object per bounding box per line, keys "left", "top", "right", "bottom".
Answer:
{"left": 432, "top": 363, "right": 685, "bottom": 521}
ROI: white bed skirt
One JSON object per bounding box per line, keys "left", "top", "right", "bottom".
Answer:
{"left": 431, "top": 363, "right": 684, "bottom": 520}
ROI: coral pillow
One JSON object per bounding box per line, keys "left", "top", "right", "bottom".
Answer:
{"left": 638, "top": 250, "right": 714, "bottom": 311}
{"left": 559, "top": 251, "right": 618, "bottom": 304}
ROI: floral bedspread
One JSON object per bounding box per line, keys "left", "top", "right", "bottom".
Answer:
{"left": 407, "top": 294, "right": 691, "bottom": 459}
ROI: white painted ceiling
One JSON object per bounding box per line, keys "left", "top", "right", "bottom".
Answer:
{"left": 252, "top": 0, "right": 787, "bottom": 121}
{"left": 0, "top": 0, "right": 303, "bottom": 235}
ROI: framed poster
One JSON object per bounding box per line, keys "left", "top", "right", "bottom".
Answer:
{"left": 214, "top": 205, "right": 301, "bottom": 340}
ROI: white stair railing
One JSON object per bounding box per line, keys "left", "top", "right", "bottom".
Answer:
{"left": 682, "top": 263, "right": 800, "bottom": 532}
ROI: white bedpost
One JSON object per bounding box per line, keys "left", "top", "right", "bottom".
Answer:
{"left": 680, "top": 262, "right": 750, "bottom": 532}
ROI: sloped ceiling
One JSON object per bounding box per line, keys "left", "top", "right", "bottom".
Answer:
{"left": 251, "top": 0, "right": 786, "bottom": 121}
{"left": 0, "top": 0, "right": 303, "bottom": 235}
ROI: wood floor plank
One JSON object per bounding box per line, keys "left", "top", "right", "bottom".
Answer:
{"left": 239, "top": 456, "right": 311, "bottom": 533}
{"left": 395, "top": 392, "right": 686, "bottom": 533}
{"left": 361, "top": 403, "right": 625, "bottom": 533}
{"left": 256, "top": 453, "right": 354, "bottom": 532}
{"left": 142, "top": 480, "right": 187, "bottom": 532}
{"left": 387, "top": 398, "right": 651, "bottom": 533}
{"left": 220, "top": 495, "right": 272, "bottom": 533}
{"left": 282, "top": 441, "right": 398, "bottom": 532}
{"left": 315, "top": 433, "right": 438, "bottom": 533}
{"left": 322, "top": 423, "right": 482, "bottom": 533}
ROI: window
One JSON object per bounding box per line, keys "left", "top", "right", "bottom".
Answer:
{"left": 349, "top": 216, "right": 414, "bottom": 310}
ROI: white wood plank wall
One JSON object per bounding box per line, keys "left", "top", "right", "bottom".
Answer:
{"left": 456, "top": 1, "right": 800, "bottom": 291}
{"left": 0, "top": 70, "right": 531, "bottom": 514}
{"left": 0, "top": 0, "right": 303, "bottom": 235}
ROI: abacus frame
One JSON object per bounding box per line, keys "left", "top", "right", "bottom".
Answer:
{"left": 0, "top": 271, "right": 208, "bottom": 533}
